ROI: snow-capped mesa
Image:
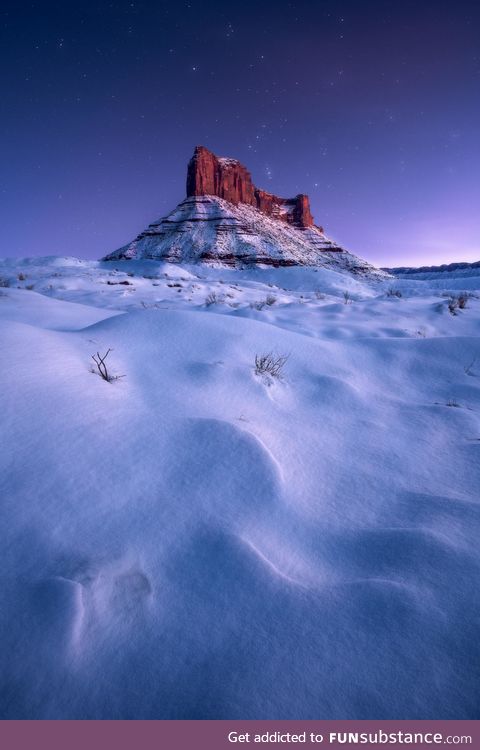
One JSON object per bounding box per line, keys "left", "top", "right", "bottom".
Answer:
{"left": 104, "top": 146, "right": 382, "bottom": 276}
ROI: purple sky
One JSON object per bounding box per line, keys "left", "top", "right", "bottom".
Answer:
{"left": 1, "top": 0, "right": 479, "bottom": 266}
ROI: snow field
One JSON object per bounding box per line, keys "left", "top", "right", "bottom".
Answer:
{"left": 0, "top": 257, "right": 479, "bottom": 718}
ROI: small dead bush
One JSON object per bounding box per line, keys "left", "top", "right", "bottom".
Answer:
{"left": 18, "top": 272, "right": 26, "bottom": 281}
{"left": 0, "top": 278, "right": 10, "bottom": 288}
{"left": 343, "top": 291, "right": 352, "bottom": 304}
{"left": 254, "top": 351, "right": 289, "bottom": 379}
{"left": 446, "top": 398, "right": 460, "bottom": 408}
{"left": 448, "top": 297, "right": 458, "bottom": 315}
{"left": 91, "top": 349, "right": 124, "bottom": 383}
{"left": 464, "top": 356, "right": 477, "bottom": 376}
{"left": 205, "top": 292, "right": 220, "bottom": 306}
{"left": 250, "top": 300, "right": 266, "bottom": 311}
{"left": 314, "top": 289, "right": 326, "bottom": 300}
{"left": 386, "top": 287, "right": 402, "bottom": 297}
{"left": 448, "top": 293, "right": 469, "bottom": 314}
{"left": 265, "top": 295, "right": 277, "bottom": 306}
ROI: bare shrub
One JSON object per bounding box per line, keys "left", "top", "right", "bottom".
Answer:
{"left": 25, "top": 284, "right": 35, "bottom": 290}
{"left": 0, "top": 278, "right": 10, "bottom": 288}
{"left": 91, "top": 349, "right": 124, "bottom": 383}
{"left": 343, "top": 291, "right": 352, "bottom": 304}
{"left": 18, "top": 272, "right": 26, "bottom": 281}
{"left": 205, "top": 292, "right": 220, "bottom": 306}
{"left": 254, "top": 351, "right": 289, "bottom": 379}
{"left": 448, "top": 297, "right": 458, "bottom": 315}
{"left": 464, "top": 356, "right": 477, "bottom": 376}
{"left": 250, "top": 300, "right": 266, "bottom": 311}
{"left": 386, "top": 287, "right": 402, "bottom": 297}
{"left": 265, "top": 295, "right": 277, "bottom": 306}
{"left": 446, "top": 398, "right": 460, "bottom": 408}
{"left": 448, "top": 293, "right": 469, "bottom": 314}
{"left": 458, "top": 293, "right": 468, "bottom": 309}
{"left": 314, "top": 289, "right": 326, "bottom": 300}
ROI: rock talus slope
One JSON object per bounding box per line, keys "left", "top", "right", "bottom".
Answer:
{"left": 104, "top": 147, "right": 382, "bottom": 275}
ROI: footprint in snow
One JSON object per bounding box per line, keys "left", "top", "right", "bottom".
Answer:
{"left": 88, "top": 564, "right": 153, "bottom": 625}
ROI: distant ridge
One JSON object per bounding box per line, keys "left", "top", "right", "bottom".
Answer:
{"left": 385, "top": 260, "right": 480, "bottom": 275}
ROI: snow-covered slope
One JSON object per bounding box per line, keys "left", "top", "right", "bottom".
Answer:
{"left": 104, "top": 195, "right": 383, "bottom": 277}
{"left": 1, "top": 257, "right": 479, "bottom": 719}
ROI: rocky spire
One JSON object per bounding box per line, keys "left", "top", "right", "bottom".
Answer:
{"left": 186, "top": 145, "right": 315, "bottom": 229}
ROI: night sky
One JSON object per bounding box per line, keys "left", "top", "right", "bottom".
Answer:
{"left": 1, "top": 0, "right": 479, "bottom": 266}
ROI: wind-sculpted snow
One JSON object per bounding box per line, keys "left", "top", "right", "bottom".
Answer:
{"left": 0, "top": 258, "right": 479, "bottom": 718}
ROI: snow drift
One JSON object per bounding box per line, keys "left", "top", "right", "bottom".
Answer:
{"left": 0, "top": 258, "right": 479, "bottom": 719}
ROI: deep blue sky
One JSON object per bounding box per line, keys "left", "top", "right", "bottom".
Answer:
{"left": 1, "top": 0, "right": 479, "bottom": 265}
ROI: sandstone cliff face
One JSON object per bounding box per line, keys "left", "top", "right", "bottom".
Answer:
{"left": 186, "top": 146, "right": 315, "bottom": 229}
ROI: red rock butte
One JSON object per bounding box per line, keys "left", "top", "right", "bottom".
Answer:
{"left": 186, "top": 145, "right": 316, "bottom": 230}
